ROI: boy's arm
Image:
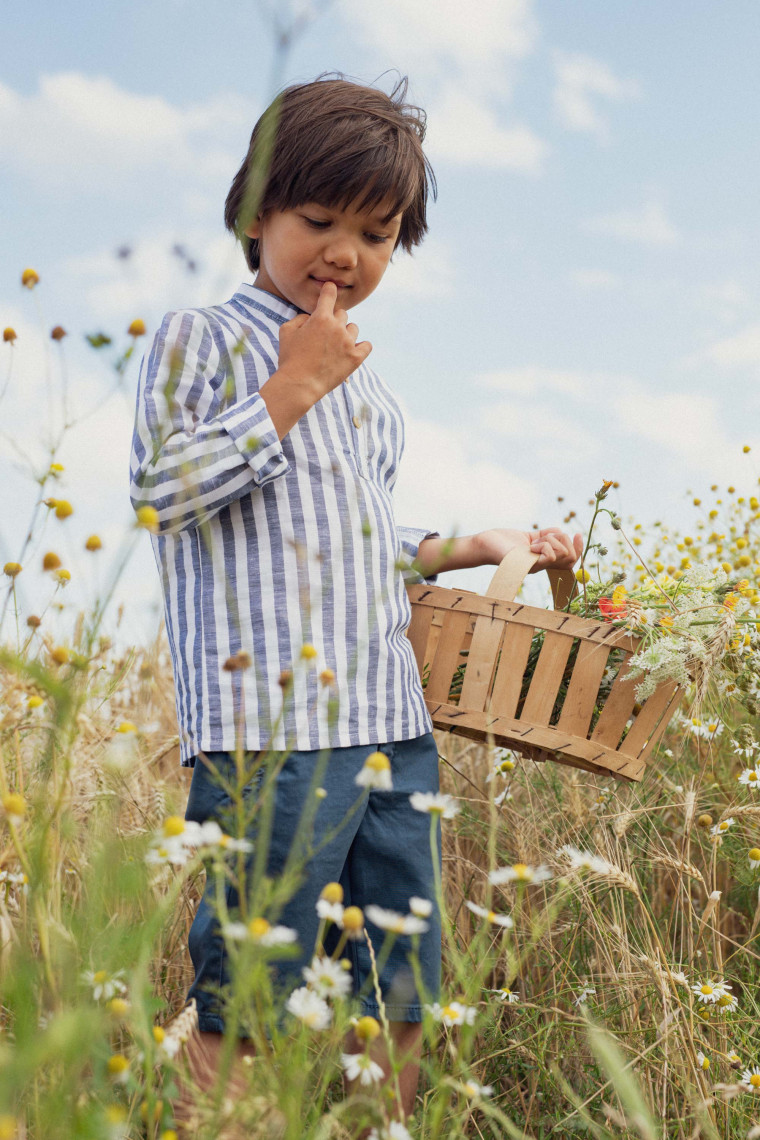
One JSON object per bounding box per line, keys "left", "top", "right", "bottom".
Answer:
{"left": 130, "top": 283, "right": 369, "bottom": 535}
{"left": 413, "top": 528, "right": 583, "bottom": 578}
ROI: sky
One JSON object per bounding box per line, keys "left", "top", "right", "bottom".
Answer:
{"left": 2, "top": 0, "right": 759, "bottom": 648}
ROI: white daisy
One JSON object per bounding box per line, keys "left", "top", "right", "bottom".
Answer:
{"left": 303, "top": 956, "right": 352, "bottom": 999}
{"left": 738, "top": 768, "right": 760, "bottom": 787}
{"left": 316, "top": 898, "right": 345, "bottom": 923}
{"left": 409, "top": 896, "right": 433, "bottom": 918}
{"left": 365, "top": 905, "right": 429, "bottom": 936}
{"left": 355, "top": 751, "right": 393, "bottom": 791}
{"left": 341, "top": 1052, "right": 385, "bottom": 1086}
{"left": 491, "top": 987, "right": 519, "bottom": 1004}
{"left": 426, "top": 1000, "right": 477, "bottom": 1027}
{"left": 749, "top": 848, "right": 760, "bottom": 869}
{"left": 710, "top": 818, "right": 735, "bottom": 837}
{"left": 285, "top": 986, "right": 332, "bottom": 1030}
{"left": 463, "top": 1079, "right": 493, "bottom": 1098}
{"left": 82, "top": 969, "right": 127, "bottom": 1002}
{"left": 221, "top": 917, "right": 298, "bottom": 947}
{"left": 409, "top": 791, "right": 460, "bottom": 818}
{"left": 740, "top": 1065, "right": 760, "bottom": 1090}
{"left": 696, "top": 1050, "right": 710, "bottom": 1071}
{"left": 558, "top": 846, "right": 613, "bottom": 875}
{"left": 465, "top": 901, "right": 514, "bottom": 928}
{"left": 494, "top": 789, "right": 514, "bottom": 807}
{"left": 368, "top": 1123, "right": 413, "bottom": 1140}
{"left": 489, "top": 863, "right": 552, "bottom": 885}
{"left": 691, "top": 979, "right": 728, "bottom": 1004}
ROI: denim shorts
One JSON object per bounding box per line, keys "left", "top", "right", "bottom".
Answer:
{"left": 184, "top": 732, "right": 442, "bottom": 1034}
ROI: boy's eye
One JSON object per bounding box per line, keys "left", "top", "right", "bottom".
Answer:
{"left": 303, "top": 216, "right": 330, "bottom": 229}
{"left": 365, "top": 233, "right": 390, "bottom": 244}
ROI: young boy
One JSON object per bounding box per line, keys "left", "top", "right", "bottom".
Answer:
{"left": 130, "top": 75, "right": 581, "bottom": 1124}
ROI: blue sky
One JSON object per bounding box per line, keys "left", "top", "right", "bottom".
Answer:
{"left": 2, "top": 0, "right": 759, "bottom": 645}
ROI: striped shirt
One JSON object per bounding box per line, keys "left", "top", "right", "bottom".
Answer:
{"left": 130, "top": 283, "right": 437, "bottom": 766}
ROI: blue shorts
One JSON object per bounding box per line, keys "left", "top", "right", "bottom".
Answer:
{"left": 184, "top": 732, "right": 442, "bottom": 1034}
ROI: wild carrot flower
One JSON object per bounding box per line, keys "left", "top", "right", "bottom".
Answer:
{"left": 741, "top": 1066, "right": 760, "bottom": 1090}
{"left": 409, "top": 791, "right": 459, "bottom": 818}
{"left": 489, "top": 863, "right": 552, "bottom": 885}
{"left": 365, "top": 905, "right": 429, "bottom": 935}
{"left": 355, "top": 751, "right": 392, "bottom": 790}
{"left": 286, "top": 986, "right": 332, "bottom": 1029}
{"left": 341, "top": 1052, "right": 384, "bottom": 1086}
{"left": 465, "top": 901, "right": 514, "bottom": 928}
{"left": 303, "top": 955, "right": 352, "bottom": 998}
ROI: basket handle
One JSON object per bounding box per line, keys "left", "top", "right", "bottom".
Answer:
{"left": 485, "top": 546, "right": 577, "bottom": 610}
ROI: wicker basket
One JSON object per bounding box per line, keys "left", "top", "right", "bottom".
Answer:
{"left": 406, "top": 547, "right": 684, "bottom": 782}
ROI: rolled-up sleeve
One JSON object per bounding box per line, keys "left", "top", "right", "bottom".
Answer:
{"left": 396, "top": 526, "right": 440, "bottom": 585}
{"left": 129, "top": 309, "right": 289, "bottom": 535}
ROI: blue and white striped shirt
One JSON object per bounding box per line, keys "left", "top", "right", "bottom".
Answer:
{"left": 130, "top": 283, "right": 436, "bottom": 766}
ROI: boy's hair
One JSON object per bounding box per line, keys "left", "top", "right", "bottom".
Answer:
{"left": 225, "top": 74, "right": 437, "bottom": 272}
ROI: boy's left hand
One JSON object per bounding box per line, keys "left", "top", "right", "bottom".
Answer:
{"left": 475, "top": 527, "right": 583, "bottom": 572}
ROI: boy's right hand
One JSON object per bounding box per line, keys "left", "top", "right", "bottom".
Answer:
{"left": 277, "top": 282, "right": 372, "bottom": 404}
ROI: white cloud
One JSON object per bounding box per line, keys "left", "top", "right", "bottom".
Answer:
{"left": 552, "top": 51, "right": 640, "bottom": 140}
{"left": 701, "top": 322, "right": 760, "bottom": 369}
{"left": 393, "top": 405, "right": 540, "bottom": 540}
{"left": 426, "top": 90, "right": 546, "bottom": 172}
{"left": 583, "top": 199, "right": 680, "bottom": 247}
{"left": 477, "top": 367, "right": 592, "bottom": 398}
{"left": 385, "top": 238, "right": 454, "bottom": 299}
{"left": 343, "top": 0, "right": 538, "bottom": 92}
{"left": 571, "top": 268, "right": 621, "bottom": 291}
{"left": 0, "top": 72, "right": 255, "bottom": 192}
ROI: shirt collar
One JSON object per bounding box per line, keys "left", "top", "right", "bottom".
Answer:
{"left": 232, "top": 282, "right": 301, "bottom": 325}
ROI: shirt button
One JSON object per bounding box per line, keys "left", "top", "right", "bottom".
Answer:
{"left": 352, "top": 415, "right": 361, "bottom": 429}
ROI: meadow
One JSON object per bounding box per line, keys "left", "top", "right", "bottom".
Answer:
{"left": 3, "top": 272, "right": 760, "bottom": 1140}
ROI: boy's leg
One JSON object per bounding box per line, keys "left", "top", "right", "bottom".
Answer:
{"left": 343, "top": 1020, "right": 423, "bottom": 1120}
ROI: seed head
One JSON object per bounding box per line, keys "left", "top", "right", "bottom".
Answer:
{"left": 50, "top": 326, "right": 66, "bottom": 341}
{"left": 2, "top": 328, "right": 17, "bottom": 343}
{"left": 50, "top": 646, "right": 70, "bottom": 665}
{"left": 128, "top": 318, "right": 146, "bottom": 337}
{"left": 3, "top": 562, "right": 22, "bottom": 578}
{"left": 42, "top": 552, "right": 62, "bottom": 571}
{"left": 697, "top": 814, "right": 713, "bottom": 828}
{"left": 26, "top": 614, "right": 41, "bottom": 628}
{"left": 21, "top": 268, "right": 39, "bottom": 288}
{"left": 354, "top": 1015, "right": 381, "bottom": 1042}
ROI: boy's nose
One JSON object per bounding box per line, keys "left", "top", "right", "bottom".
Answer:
{"left": 323, "top": 239, "right": 358, "bottom": 270}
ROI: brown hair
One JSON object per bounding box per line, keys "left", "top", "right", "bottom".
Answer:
{"left": 224, "top": 74, "right": 436, "bottom": 272}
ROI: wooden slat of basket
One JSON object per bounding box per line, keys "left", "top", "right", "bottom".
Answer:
{"left": 426, "top": 701, "right": 645, "bottom": 780}
{"left": 426, "top": 608, "right": 472, "bottom": 703}
{"left": 557, "top": 640, "right": 611, "bottom": 737}
{"left": 407, "top": 585, "right": 637, "bottom": 652}
{"left": 458, "top": 613, "right": 505, "bottom": 710}
{"left": 407, "top": 603, "right": 435, "bottom": 677}
{"left": 520, "top": 631, "right": 575, "bottom": 725}
{"left": 622, "top": 680, "right": 681, "bottom": 757}
{"left": 488, "top": 622, "right": 536, "bottom": 718}
{"left": 590, "top": 663, "right": 640, "bottom": 748}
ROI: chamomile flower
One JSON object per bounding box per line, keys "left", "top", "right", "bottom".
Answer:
{"left": 82, "top": 969, "right": 127, "bottom": 1002}
{"left": 710, "top": 818, "right": 735, "bottom": 837}
{"left": 426, "top": 1001, "right": 477, "bottom": 1027}
{"left": 341, "top": 1052, "right": 385, "bottom": 1086}
{"left": 303, "top": 956, "right": 352, "bottom": 999}
{"left": 355, "top": 750, "right": 392, "bottom": 790}
{"left": 491, "top": 986, "right": 519, "bottom": 1003}
{"left": 558, "top": 845, "right": 613, "bottom": 875}
{"left": 696, "top": 1051, "right": 710, "bottom": 1071}
{"left": 221, "top": 917, "right": 298, "bottom": 947}
{"left": 715, "top": 991, "right": 739, "bottom": 1013}
{"left": 749, "top": 848, "right": 760, "bottom": 869}
{"left": 409, "top": 896, "right": 433, "bottom": 918}
{"left": 489, "top": 863, "right": 552, "bottom": 886}
{"left": 285, "top": 986, "right": 332, "bottom": 1030}
{"left": 738, "top": 767, "right": 760, "bottom": 787}
{"left": 316, "top": 898, "right": 345, "bottom": 924}
{"left": 728, "top": 1050, "right": 742, "bottom": 1067}
{"left": 365, "top": 905, "right": 429, "bottom": 936}
{"left": 409, "top": 791, "right": 460, "bottom": 818}
{"left": 574, "top": 985, "right": 596, "bottom": 1006}
{"left": 368, "top": 1124, "right": 413, "bottom": 1140}
{"left": 463, "top": 1079, "right": 493, "bottom": 1099}
{"left": 740, "top": 1065, "right": 760, "bottom": 1090}
{"left": 494, "top": 788, "right": 514, "bottom": 806}
{"left": 692, "top": 979, "right": 730, "bottom": 1004}
{"left": 690, "top": 718, "right": 724, "bottom": 741}
{"left": 465, "top": 901, "right": 514, "bottom": 928}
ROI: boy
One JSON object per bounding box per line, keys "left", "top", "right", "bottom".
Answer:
{"left": 130, "top": 75, "right": 581, "bottom": 1125}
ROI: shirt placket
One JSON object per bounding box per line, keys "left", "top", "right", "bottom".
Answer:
{"left": 341, "top": 383, "right": 370, "bottom": 479}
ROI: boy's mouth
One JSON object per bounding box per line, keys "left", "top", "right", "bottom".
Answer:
{"left": 310, "top": 276, "right": 351, "bottom": 289}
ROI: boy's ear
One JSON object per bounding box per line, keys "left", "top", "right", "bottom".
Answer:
{"left": 242, "top": 215, "right": 262, "bottom": 240}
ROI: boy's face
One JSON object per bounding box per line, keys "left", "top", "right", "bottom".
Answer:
{"left": 244, "top": 198, "right": 403, "bottom": 314}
